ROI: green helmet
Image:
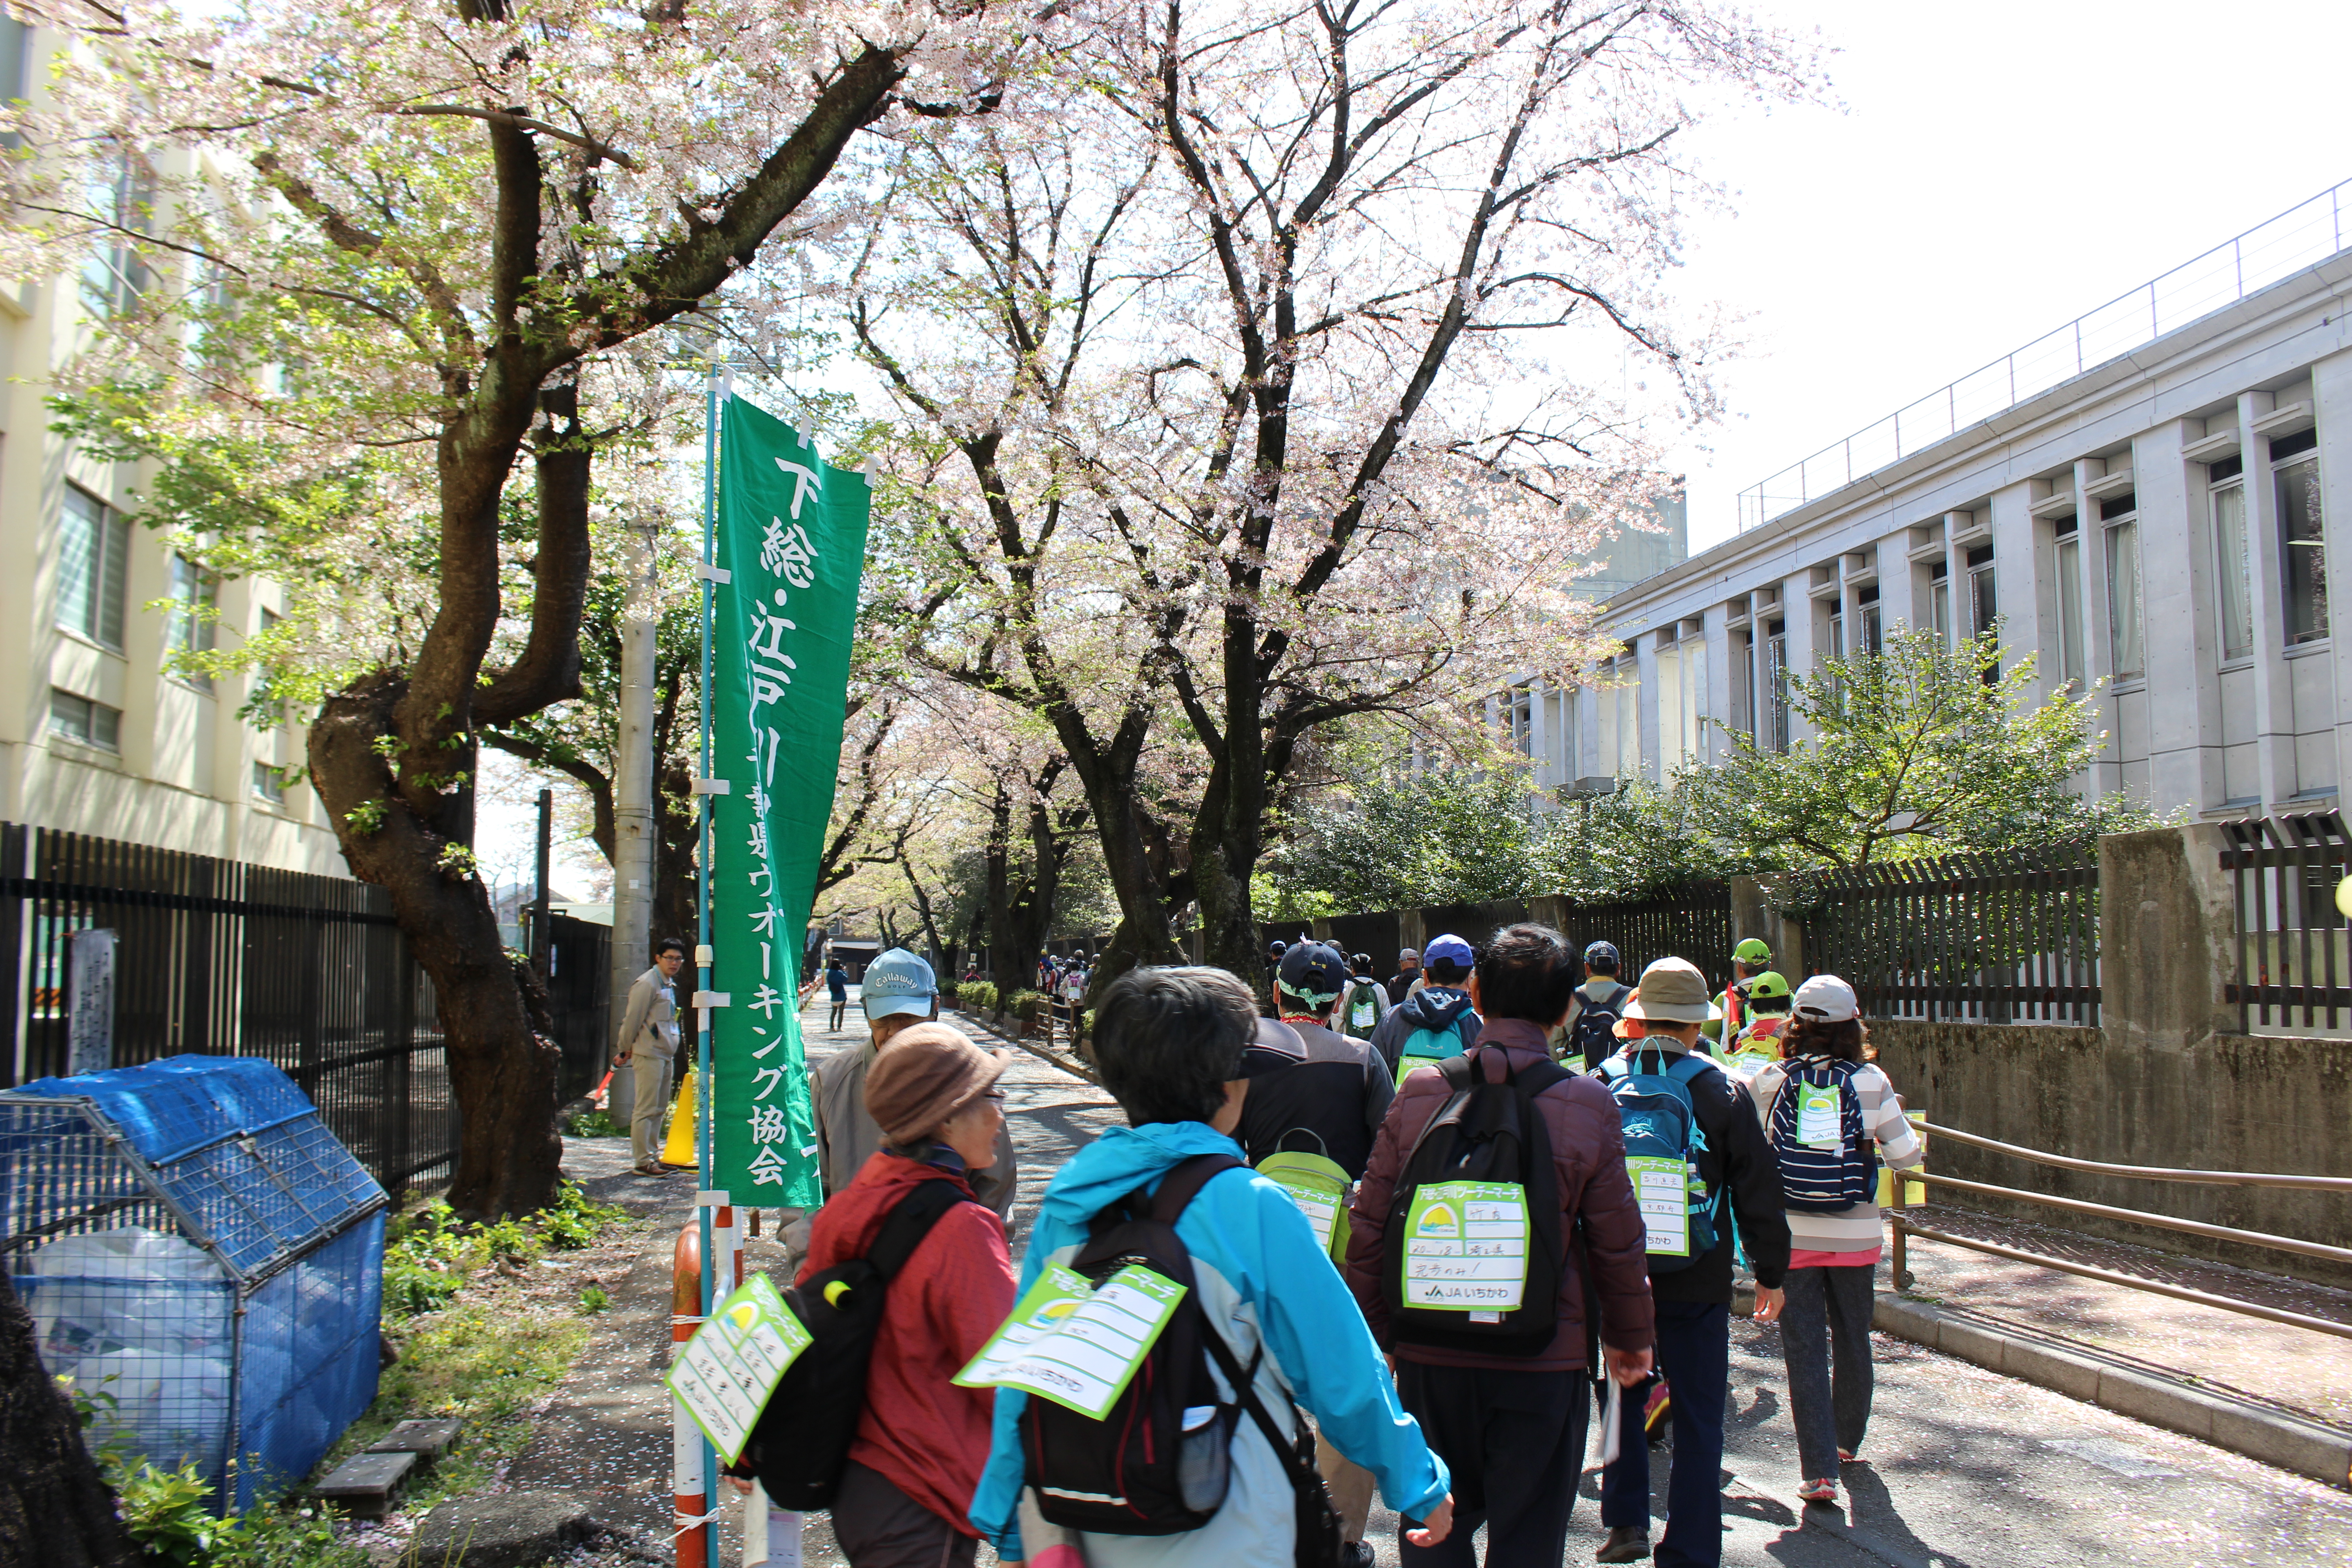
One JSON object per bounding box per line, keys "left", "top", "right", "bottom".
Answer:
{"left": 1733, "top": 937, "right": 1772, "bottom": 964}
{"left": 1741, "top": 970, "right": 1792, "bottom": 1003}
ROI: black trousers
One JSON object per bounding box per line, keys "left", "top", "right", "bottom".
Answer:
{"left": 832, "top": 1461, "right": 976, "bottom": 1568}
{"left": 1395, "top": 1361, "right": 1589, "bottom": 1568}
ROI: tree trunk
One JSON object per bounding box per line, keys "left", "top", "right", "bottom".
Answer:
{"left": 0, "top": 1272, "right": 142, "bottom": 1568}
{"left": 312, "top": 676, "right": 564, "bottom": 1220}
{"left": 654, "top": 757, "right": 700, "bottom": 949}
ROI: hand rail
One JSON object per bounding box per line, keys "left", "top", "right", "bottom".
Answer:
{"left": 1916, "top": 1120, "right": 2352, "bottom": 1191}
{"left": 1911, "top": 1172, "right": 2352, "bottom": 1267}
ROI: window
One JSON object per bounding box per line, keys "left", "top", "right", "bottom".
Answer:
{"left": 49, "top": 689, "right": 121, "bottom": 751}
{"left": 2275, "top": 428, "right": 2325, "bottom": 646}
{"left": 2212, "top": 475, "right": 2252, "bottom": 661}
{"left": 2105, "top": 509, "right": 2143, "bottom": 680}
{"left": 80, "top": 157, "right": 153, "bottom": 320}
{"left": 1731, "top": 630, "right": 1754, "bottom": 737}
{"left": 1858, "top": 586, "right": 1882, "bottom": 656}
{"left": 252, "top": 761, "right": 286, "bottom": 804}
{"left": 1615, "top": 675, "right": 1639, "bottom": 781}
{"left": 1930, "top": 560, "right": 1950, "bottom": 646}
{"left": 1764, "top": 621, "right": 1789, "bottom": 753}
{"left": 166, "top": 554, "right": 217, "bottom": 691}
{"left": 1499, "top": 684, "right": 1534, "bottom": 756}
{"left": 2054, "top": 515, "right": 2085, "bottom": 689}
{"left": 58, "top": 486, "right": 129, "bottom": 649}
{"left": 1827, "top": 608, "right": 1844, "bottom": 664}
{"left": 1967, "top": 544, "right": 1999, "bottom": 680}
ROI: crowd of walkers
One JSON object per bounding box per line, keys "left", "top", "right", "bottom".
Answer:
{"left": 735, "top": 923, "right": 1923, "bottom": 1568}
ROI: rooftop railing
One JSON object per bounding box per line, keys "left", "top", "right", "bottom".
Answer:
{"left": 1736, "top": 178, "right": 2352, "bottom": 534}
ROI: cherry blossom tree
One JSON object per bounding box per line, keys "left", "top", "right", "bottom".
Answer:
{"left": 1, "top": 0, "right": 1043, "bottom": 1215}
{"left": 854, "top": 0, "right": 1815, "bottom": 984}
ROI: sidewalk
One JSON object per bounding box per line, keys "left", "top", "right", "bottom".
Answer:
{"left": 1888, "top": 1205, "right": 2352, "bottom": 1431}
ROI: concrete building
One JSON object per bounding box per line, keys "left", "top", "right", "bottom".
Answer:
{"left": 1584, "top": 180, "right": 2352, "bottom": 819}
{"left": 1497, "top": 486, "right": 1688, "bottom": 795}
{"left": 0, "top": 19, "right": 342, "bottom": 873}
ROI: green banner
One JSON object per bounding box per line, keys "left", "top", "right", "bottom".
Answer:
{"left": 710, "top": 393, "right": 871, "bottom": 1208}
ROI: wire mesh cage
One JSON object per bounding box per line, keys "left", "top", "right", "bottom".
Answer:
{"left": 0, "top": 1054, "right": 389, "bottom": 1511}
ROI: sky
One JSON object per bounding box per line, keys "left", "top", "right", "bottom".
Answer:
{"left": 1659, "top": 0, "right": 2352, "bottom": 554}
{"left": 478, "top": 0, "right": 2352, "bottom": 889}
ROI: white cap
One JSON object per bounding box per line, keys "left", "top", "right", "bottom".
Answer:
{"left": 1792, "top": 974, "right": 1859, "bottom": 1024}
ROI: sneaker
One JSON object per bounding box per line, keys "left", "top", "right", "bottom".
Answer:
{"left": 1596, "top": 1525, "right": 1651, "bottom": 1563}
{"left": 1642, "top": 1379, "right": 1671, "bottom": 1439}
{"left": 1838, "top": 1447, "right": 1860, "bottom": 1464}
{"left": 1797, "top": 1478, "right": 1838, "bottom": 1505}
{"left": 1342, "top": 1544, "right": 1374, "bottom": 1568}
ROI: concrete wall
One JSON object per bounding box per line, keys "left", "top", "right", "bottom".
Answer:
{"left": 1871, "top": 1019, "right": 2352, "bottom": 1289}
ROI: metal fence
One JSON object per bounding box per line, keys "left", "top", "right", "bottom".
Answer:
{"left": 0, "top": 824, "right": 455, "bottom": 1194}
{"left": 1788, "top": 843, "right": 2101, "bottom": 1025}
{"left": 1554, "top": 883, "right": 1733, "bottom": 995}
{"left": 538, "top": 911, "right": 611, "bottom": 1106}
{"left": 2220, "top": 811, "right": 2352, "bottom": 1032}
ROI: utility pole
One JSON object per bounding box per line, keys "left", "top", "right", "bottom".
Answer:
{"left": 611, "top": 522, "right": 660, "bottom": 1050}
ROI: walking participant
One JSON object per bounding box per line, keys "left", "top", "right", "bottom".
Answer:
{"left": 826, "top": 956, "right": 851, "bottom": 1033}
{"left": 1702, "top": 938, "right": 1773, "bottom": 1049}
{"left": 1387, "top": 947, "right": 1424, "bottom": 1005}
{"left": 1744, "top": 975, "right": 1924, "bottom": 1507}
{"left": 1346, "top": 923, "right": 1655, "bottom": 1568}
{"left": 969, "top": 965, "right": 1456, "bottom": 1568}
{"left": 1556, "top": 941, "right": 1632, "bottom": 1070}
{"left": 613, "top": 938, "right": 686, "bottom": 1175}
{"left": 810, "top": 948, "right": 1016, "bottom": 1224}
{"left": 1592, "top": 956, "right": 1790, "bottom": 1568}
{"left": 1340, "top": 953, "right": 1394, "bottom": 1042}
{"left": 794, "top": 1023, "right": 1019, "bottom": 1568}
{"left": 1722, "top": 972, "right": 1793, "bottom": 1072}
{"left": 1368, "top": 933, "right": 1481, "bottom": 1083}
{"left": 1244, "top": 941, "right": 1401, "bottom": 1567}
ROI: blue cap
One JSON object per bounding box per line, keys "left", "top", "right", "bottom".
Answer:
{"left": 1584, "top": 940, "right": 1620, "bottom": 967}
{"left": 861, "top": 948, "right": 938, "bottom": 1021}
{"left": 1423, "top": 933, "right": 1475, "bottom": 969}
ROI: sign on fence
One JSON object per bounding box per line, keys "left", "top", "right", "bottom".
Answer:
{"left": 66, "top": 928, "right": 115, "bottom": 1076}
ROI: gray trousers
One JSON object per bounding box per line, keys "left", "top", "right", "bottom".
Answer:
{"left": 628, "top": 1051, "right": 675, "bottom": 1166}
{"left": 1779, "top": 1264, "right": 1877, "bottom": 1480}
{"left": 832, "top": 1461, "right": 975, "bottom": 1568}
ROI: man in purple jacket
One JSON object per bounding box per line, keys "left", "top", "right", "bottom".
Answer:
{"left": 1344, "top": 923, "right": 1657, "bottom": 1568}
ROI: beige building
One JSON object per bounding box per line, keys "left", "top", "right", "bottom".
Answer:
{"left": 0, "top": 19, "right": 342, "bottom": 875}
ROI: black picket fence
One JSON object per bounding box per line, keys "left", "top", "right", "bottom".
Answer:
{"left": 1290, "top": 885, "right": 1735, "bottom": 994}
{"left": 538, "top": 911, "right": 612, "bottom": 1106}
{"left": 0, "top": 823, "right": 457, "bottom": 1193}
{"left": 2220, "top": 810, "right": 2352, "bottom": 1032}
{"left": 1785, "top": 842, "right": 2102, "bottom": 1025}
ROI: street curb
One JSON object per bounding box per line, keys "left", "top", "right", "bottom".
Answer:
{"left": 1873, "top": 1292, "right": 2352, "bottom": 1491}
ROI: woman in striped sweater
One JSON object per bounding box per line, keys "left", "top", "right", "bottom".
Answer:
{"left": 1744, "top": 975, "right": 1925, "bottom": 1506}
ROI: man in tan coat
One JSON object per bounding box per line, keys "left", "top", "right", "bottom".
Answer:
{"left": 810, "top": 947, "right": 1015, "bottom": 1220}
{"left": 614, "top": 939, "right": 687, "bottom": 1175}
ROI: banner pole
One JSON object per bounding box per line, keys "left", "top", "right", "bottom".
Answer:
{"left": 695, "top": 367, "right": 721, "bottom": 1566}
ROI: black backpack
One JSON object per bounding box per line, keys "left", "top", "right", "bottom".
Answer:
{"left": 1566, "top": 982, "right": 1630, "bottom": 1069}
{"left": 732, "top": 1177, "right": 969, "bottom": 1507}
{"left": 1381, "top": 1048, "right": 1570, "bottom": 1356}
{"left": 1022, "top": 1153, "right": 1345, "bottom": 1566}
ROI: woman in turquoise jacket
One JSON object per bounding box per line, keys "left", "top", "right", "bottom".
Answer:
{"left": 969, "top": 965, "right": 1454, "bottom": 1568}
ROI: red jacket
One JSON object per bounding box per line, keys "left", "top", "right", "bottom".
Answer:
{"left": 798, "top": 1151, "right": 1016, "bottom": 1534}
{"left": 1343, "top": 1019, "right": 1655, "bottom": 1369}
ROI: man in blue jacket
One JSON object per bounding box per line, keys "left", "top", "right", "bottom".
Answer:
{"left": 970, "top": 965, "right": 1455, "bottom": 1568}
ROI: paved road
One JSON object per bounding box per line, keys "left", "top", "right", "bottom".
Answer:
{"left": 551, "top": 992, "right": 2352, "bottom": 1567}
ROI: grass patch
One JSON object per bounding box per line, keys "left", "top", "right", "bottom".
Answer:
{"left": 563, "top": 1107, "right": 624, "bottom": 1138}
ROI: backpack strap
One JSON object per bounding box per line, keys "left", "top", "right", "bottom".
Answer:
{"left": 1149, "top": 1152, "right": 1247, "bottom": 1226}
{"left": 867, "top": 1176, "right": 974, "bottom": 1279}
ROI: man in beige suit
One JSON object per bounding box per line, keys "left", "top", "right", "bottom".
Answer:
{"left": 614, "top": 939, "right": 687, "bottom": 1175}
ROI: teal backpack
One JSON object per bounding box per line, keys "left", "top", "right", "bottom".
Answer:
{"left": 1394, "top": 1016, "right": 1474, "bottom": 1086}
{"left": 1597, "top": 1048, "right": 1723, "bottom": 1273}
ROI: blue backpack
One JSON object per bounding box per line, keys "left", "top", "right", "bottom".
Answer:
{"left": 1597, "top": 1048, "right": 1723, "bottom": 1274}
{"left": 1766, "top": 1057, "right": 1878, "bottom": 1212}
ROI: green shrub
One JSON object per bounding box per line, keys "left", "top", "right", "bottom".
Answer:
{"left": 956, "top": 980, "right": 998, "bottom": 1013}
{"left": 563, "top": 1107, "right": 622, "bottom": 1137}
{"left": 1004, "top": 989, "right": 1043, "bottom": 1021}
{"left": 538, "top": 1181, "right": 628, "bottom": 1250}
